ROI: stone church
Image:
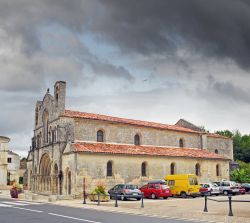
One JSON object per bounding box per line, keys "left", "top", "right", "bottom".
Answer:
{"left": 27, "top": 81, "right": 233, "bottom": 197}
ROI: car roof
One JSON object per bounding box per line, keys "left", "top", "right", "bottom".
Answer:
{"left": 148, "top": 180, "right": 166, "bottom": 184}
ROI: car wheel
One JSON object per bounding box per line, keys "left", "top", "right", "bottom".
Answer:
{"left": 163, "top": 197, "right": 168, "bottom": 199}
{"left": 136, "top": 198, "right": 141, "bottom": 201}
{"left": 215, "top": 194, "right": 219, "bottom": 196}
{"left": 151, "top": 193, "right": 156, "bottom": 199}
{"left": 180, "top": 192, "right": 187, "bottom": 198}
{"left": 223, "top": 190, "right": 228, "bottom": 195}
{"left": 121, "top": 194, "right": 126, "bottom": 201}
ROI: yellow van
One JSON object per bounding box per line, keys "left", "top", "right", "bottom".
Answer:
{"left": 165, "top": 174, "right": 200, "bottom": 198}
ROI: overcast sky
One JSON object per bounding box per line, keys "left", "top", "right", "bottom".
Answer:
{"left": 1, "top": 0, "right": 250, "bottom": 158}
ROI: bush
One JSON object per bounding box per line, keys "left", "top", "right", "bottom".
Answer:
{"left": 89, "top": 182, "right": 109, "bottom": 202}
{"left": 230, "top": 161, "right": 250, "bottom": 183}
{"left": 92, "top": 184, "right": 108, "bottom": 195}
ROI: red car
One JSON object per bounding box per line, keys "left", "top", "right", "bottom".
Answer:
{"left": 140, "top": 180, "right": 172, "bottom": 199}
{"left": 236, "top": 184, "right": 246, "bottom": 195}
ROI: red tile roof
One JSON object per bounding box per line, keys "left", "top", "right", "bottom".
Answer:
{"left": 61, "top": 110, "right": 229, "bottom": 139}
{"left": 207, "top": 133, "right": 231, "bottom": 139}
{"left": 62, "top": 110, "right": 200, "bottom": 134}
{"left": 73, "top": 142, "right": 228, "bottom": 160}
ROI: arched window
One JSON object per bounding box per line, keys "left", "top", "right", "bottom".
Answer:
{"left": 107, "top": 161, "right": 113, "bottom": 177}
{"left": 55, "top": 86, "right": 59, "bottom": 106}
{"left": 170, "top": 163, "right": 175, "bottom": 175}
{"left": 97, "top": 130, "right": 104, "bottom": 142}
{"left": 179, "top": 138, "right": 184, "bottom": 148}
{"left": 216, "top": 164, "right": 220, "bottom": 176}
{"left": 55, "top": 125, "right": 59, "bottom": 142}
{"left": 39, "top": 132, "right": 42, "bottom": 147}
{"left": 195, "top": 163, "right": 201, "bottom": 176}
{"left": 37, "top": 133, "right": 42, "bottom": 148}
{"left": 52, "top": 130, "right": 54, "bottom": 143}
{"left": 141, "top": 162, "right": 147, "bottom": 177}
{"left": 35, "top": 108, "right": 38, "bottom": 126}
{"left": 48, "top": 127, "right": 52, "bottom": 143}
{"left": 43, "top": 110, "right": 49, "bottom": 143}
{"left": 36, "top": 136, "right": 39, "bottom": 148}
{"left": 215, "top": 149, "right": 218, "bottom": 154}
{"left": 134, "top": 134, "right": 140, "bottom": 145}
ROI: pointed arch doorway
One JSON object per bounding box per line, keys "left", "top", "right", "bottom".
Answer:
{"left": 39, "top": 153, "right": 52, "bottom": 193}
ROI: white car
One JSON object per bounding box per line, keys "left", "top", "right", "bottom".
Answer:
{"left": 213, "top": 181, "right": 239, "bottom": 195}
{"left": 200, "top": 183, "right": 220, "bottom": 196}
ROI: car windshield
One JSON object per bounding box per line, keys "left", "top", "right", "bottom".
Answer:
{"left": 212, "top": 183, "right": 218, "bottom": 187}
{"left": 162, "top": 185, "right": 169, "bottom": 189}
{"left": 125, "top": 185, "right": 138, "bottom": 189}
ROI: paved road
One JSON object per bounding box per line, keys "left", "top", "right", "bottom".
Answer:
{"left": 0, "top": 197, "right": 206, "bottom": 223}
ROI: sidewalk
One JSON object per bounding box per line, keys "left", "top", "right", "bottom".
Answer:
{"left": 1, "top": 190, "right": 250, "bottom": 223}
{"left": 52, "top": 195, "right": 250, "bottom": 223}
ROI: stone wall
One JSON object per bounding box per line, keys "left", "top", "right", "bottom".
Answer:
{"left": 73, "top": 153, "right": 229, "bottom": 194}
{"left": 207, "top": 136, "right": 233, "bottom": 160}
{"left": 74, "top": 119, "right": 202, "bottom": 149}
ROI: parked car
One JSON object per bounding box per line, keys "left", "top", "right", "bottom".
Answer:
{"left": 236, "top": 183, "right": 246, "bottom": 194}
{"left": 140, "top": 180, "right": 172, "bottom": 199}
{"left": 165, "top": 174, "right": 200, "bottom": 198}
{"left": 213, "top": 181, "right": 239, "bottom": 195}
{"left": 200, "top": 183, "right": 220, "bottom": 196}
{"left": 108, "top": 184, "right": 142, "bottom": 201}
{"left": 241, "top": 183, "right": 250, "bottom": 192}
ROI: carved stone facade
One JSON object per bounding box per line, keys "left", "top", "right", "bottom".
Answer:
{"left": 27, "top": 81, "right": 233, "bottom": 196}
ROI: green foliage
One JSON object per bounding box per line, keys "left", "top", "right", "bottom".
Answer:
{"left": 230, "top": 161, "right": 250, "bottom": 183}
{"left": 215, "top": 130, "right": 250, "bottom": 163}
{"left": 215, "top": 130, "right": 234, "bottom": 138}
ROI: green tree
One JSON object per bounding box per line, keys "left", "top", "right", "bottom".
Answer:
{"left": 230, "top": 161, "right": 250, "bottom": 183}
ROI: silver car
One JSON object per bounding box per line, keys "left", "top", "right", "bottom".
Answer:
{"left": 200, "top": 183, "right": 220, "bottom": 196}
{"left": 108, "top": 184, "right": 142, "bottom": 201}
{"left": 213, "top": 181, "right": 239, "bottom": 195}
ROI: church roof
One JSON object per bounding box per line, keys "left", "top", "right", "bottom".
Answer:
{"left": 73, "top": 142, "right": 228, "bottom": 160}
{"left": 61, "top": 110, "right": 229, "bottom": 139}
{"left": 62, "top": 110, "right": 201, "bottom": 134}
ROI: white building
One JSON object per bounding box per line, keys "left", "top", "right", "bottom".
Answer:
{"left": 0, "top": 136, "right": 10, "bottom": 188}
{"left": 7, "top": 151, "right": 20, "bottom": 185}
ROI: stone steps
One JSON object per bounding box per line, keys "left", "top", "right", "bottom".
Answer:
{"left": 24, "top": 191, "right": 75, "bottom": 202}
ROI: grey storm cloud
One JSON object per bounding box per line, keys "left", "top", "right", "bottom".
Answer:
{"left": 204, "top": 75, "right": 250, "bottom": 104}
{"left": 90, "top": 0, "right": 249, "bottom": 71}
{"left": 0, "top": 0, "right": 133, "bottom": 92}
{"left": 90, "top": 0, "right": 250, "bottom": 69}
{"left": 1, "top": 0, "right": 250, "bottom": 70}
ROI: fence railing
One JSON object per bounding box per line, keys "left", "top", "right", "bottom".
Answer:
{"left": 203, "top": 193, "right": 250, "bottom": 216}
{"left": 83, "top": 192, "right": 144, "bottom": 208}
